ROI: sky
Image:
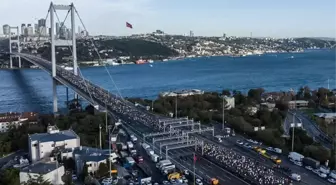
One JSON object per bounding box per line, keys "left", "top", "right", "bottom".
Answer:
{"left": 0, "top": 0, "right": 335, "bottom": 38}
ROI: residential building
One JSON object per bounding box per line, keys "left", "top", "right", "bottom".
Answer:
{"left": 20, "top": 161, "right": 64, "bottom": 185}
{"left": 314, "top": 113, "right": 336, "bottom": 124}
{"left": 224, "top": 96, "right": 235, "bottom": 109}
{"left": 288, "top": 100, "right": 309, "bottom": 109}
{"left": 21, "top": 24, "right": 26, "bottom": 35}
{"left": 247, "top": 106, "right": 258, "bottom": 115}
{"left": 3, "top": 24, "right": 10, "bottom": 35}
{"left": 0, "top": 112, "right": 38, "bottom": 133}
{"left": 61, "top": 146, "right": 109, "bottom": 176}
{"left": 261, "top": 102, "right": 276, "bottom": 111}
{"left": 28, "top": 126, "right": 80, "bottom": 163}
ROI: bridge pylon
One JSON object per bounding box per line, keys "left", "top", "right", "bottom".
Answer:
{"left": 8, "top": 26, "right": 21, "bottom": 68}
{"left": 49, "top": 2, "right": 78, "bottom": 114}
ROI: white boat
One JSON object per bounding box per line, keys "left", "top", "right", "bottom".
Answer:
{"left": 61, "top": 66, "right": 74, "bottom": 71}
{"left": 148, "top": 60, "right": 154, "bottom": 63}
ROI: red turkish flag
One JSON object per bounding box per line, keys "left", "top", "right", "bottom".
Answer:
{"left": 126, "top": 22, "right": 133, "bottom": 29}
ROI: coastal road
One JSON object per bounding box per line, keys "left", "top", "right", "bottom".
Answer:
{"left": 292, "top": 110, "right": 332, "bottom": 149}
{"left": 283, "top": 111, "right": 302, "bottom": 136}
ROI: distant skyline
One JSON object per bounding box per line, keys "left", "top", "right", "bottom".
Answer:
{"left": 0, "top": 0, "right": 335, "bottom": 38}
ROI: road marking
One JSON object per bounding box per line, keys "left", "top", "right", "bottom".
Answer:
{"left": 199, "top": 171, "right": 204, "bottom": 174}
{"left": 216, "top": 176, "right": 226, "bottom": 182}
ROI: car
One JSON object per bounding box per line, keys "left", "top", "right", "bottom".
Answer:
{"left": 196, "top": 179, "right": 203, "bottom": 185}
{"left": 318, "top": 172, "right": 327, "bottom": 178}
{"left": 266, "top": 147, "right": 274, "bottom": 151}
{"left": 163, "top": 181, "right": 169, "bottom": 185}
{"left": 305, "top": 166, "right": 313, "bottom": 171}
{"left": 294, "top": 161, "right": 303, "bottom": 167}
{"left": 246, "top": 139, "right": 254, "bottom": 143}
{"left": 236, "top": 140, "right": 244, "bottom": 145}
{"left": 328, "top": 178, "right": 336, "bottom": 184}
{"left": 243, "top": 143, "right": 252, "bottom": 149}
{"left": 72, "top": 174, "right": 77, "bottom": 180}
{"left": 312, "top": 169, "right": 320, "bottom": 174}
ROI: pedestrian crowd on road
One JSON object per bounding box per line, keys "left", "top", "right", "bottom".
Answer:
{"left": 199, "top": 143, "right": 292, "bottom": 185}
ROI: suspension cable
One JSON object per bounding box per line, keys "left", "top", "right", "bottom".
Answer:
{"left": 53, "top": 7, "right": 96, "bottom": 105}
{"left": 36, "top": 9, "right": 50, "bottom": 48}
{"left": 74, "top": 7, "right": 125, "bottom": 101}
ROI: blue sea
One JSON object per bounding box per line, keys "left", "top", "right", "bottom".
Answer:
{"left": 0, "top": 50, "right": 335, "bottom": 113}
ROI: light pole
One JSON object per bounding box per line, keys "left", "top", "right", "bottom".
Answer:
{"left": 175, "top": 95, "right": 178, "bottom": 119}
{"left": 291, "top": 112, "right": 295, "bottom": 152}
{"left": 108, "top": 125, "right": 112, "bottom": 178}
{"left": 222, "top": 96, "right": 225, "bottom": 131}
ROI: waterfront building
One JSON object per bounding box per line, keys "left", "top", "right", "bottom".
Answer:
{"left": 224, "top": 96, "right": 235, "bottom": 109}
{"left": 28, "top": 126, "right": 80, "bottom": 163}
{"left": 0, "top": 112, "right": 38, "bottom": 133}
{"left": 288, "top": 100, "right": 309, "bottom": 109}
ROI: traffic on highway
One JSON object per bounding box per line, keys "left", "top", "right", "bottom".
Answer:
{"left": 16, "top": 53, "right": 334, "bottom": 185}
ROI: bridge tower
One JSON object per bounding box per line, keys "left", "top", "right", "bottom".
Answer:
{"left": 49, "top": 2, "right": 78, "bottom": 114}
{"left": 8, "top": 26, "right": 21, "bottom": 68}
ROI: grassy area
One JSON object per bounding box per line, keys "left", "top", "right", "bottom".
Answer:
{"left": 301, "top": 108, "right": 317, "bottom": 117}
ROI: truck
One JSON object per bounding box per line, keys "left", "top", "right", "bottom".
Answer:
{"left": 156, "top": 160, "right": 172, "bottom": 169}
{"left": 151, "top": 154, "right": 159, "bottom": 163}
{"left": 142, "top": 143, "right": 150, "bottom": 150}
{"left": 168, "top": 172, "right": 180, "bottom": 180}
{"left": 288, "top": 152, "right": 304, "bottom": 162}
{"left": 302, "top": 157, "right": 320, "bottom": 168}
{"left": 208, "top": 178, "right": 219, "bottom": 185}
{"left": 127, "top": 141, "right": 134, "bottom": 149}
{"left": 290, "top": 173, "right": 301, "bottom": 181}
{"left": 161, "top": 164, "right": 176, "bottom": 174}
{"left": 146, "top": 148, "right": 154, "bottom": 156}
{"left": 124, "top": 157, "right": 135, "bottom": 168}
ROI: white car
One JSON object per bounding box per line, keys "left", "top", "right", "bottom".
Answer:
{"left": 266, "top": 147, "right": 274, "bottom": 151}
{"left": 305, "top": 166, "right": 313, "bottom": 171}
{"left": 243, "top": 143, "right": 252, "bottom": 149}
{"left": 318, "top": 172, "right": 327, "bottom": 178}
{"left": 294, "top": 161, "right": 303, "bottom": 167}
{"left": 236, "top": 140, "right": 244, "bottom": 145}
{"left": 72, "top": 174, "right": 77, "bottom": 180}
{"left": 196, "top": 179, "right": 203, "bottom": 185}
{"left": 328, "top": 178, "right": 336, "bottom": 184}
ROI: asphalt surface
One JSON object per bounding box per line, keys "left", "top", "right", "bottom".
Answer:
{"left": 292, "top": 110, "right": 332, "bottom": 149}
{"left": 121, "top": 118, "right": 250, "bottom": 185}
{"left": 283, "top": 111, "right": 302, "bottom": 136}
{"left": 212, "top": 123, "right": 331, "bottom": 185}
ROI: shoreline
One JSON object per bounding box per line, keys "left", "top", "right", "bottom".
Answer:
{"left": 0, "top": 49, "right": 332, "bottom": 70}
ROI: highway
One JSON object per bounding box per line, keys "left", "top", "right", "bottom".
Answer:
{"left": 291, "top": 110, "right": 332, "bottom": 149}
{"left": 283, "top": 111, "right": 302, "bottom": 136}
{"left": 212, "top": 123, "right": 331, "bottom": 185}
{"left": 9, "top": 53, "right": 329, "bottom": 185}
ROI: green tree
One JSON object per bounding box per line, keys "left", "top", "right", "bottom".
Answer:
{"left": 81, "top": 164, "right": 89, "bottom": 181}
{"left": 247, "top": 88, "right": 264, "bottom": 102}
{"left": 0, "top": 168, "right": 20, "bottom": 185}
{"left": 221, "top": 89, "right": 231, "bottom": 96}
{"left": 96, "top": 163, "right": 109, "bottom": 178}
{"left": 303, "top": 145, "right": 331, "bottom": 162}
{"left": 22, "top": 173, "right": 53, "bottom": 185}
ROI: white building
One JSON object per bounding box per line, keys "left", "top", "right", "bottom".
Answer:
{"left": 28, "top": 126, "right": 80, "bottom": 163}
{"left": 224, "top": 96, "right": 235, "bottom": 109}
{"left": 61, "top": 146, "right": 108, "bottom": 176}
{"left": 0, "top": 112, "right": 38, "bottom": 133}
{"left": 20, "top": 161, "right": 65, "bottom": 185}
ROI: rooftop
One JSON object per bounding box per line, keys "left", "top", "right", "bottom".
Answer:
{"left": 21, "top": 162, "right": 62, "bottom": 174}
{"left": 63, "top": 146, "right": 109, "bottom": 162}
{"left": 29, "top": 129, "right": 78, "bottom": 143}
{"left": 314, "top": 113, "right": 336, "bottom": 119}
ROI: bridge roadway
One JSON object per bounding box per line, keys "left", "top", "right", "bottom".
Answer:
{"left": 15, "top": 53, "right": 305, "bottom": 185}
{"left": 13, "top": 53, "right": 250, "bottom": 185}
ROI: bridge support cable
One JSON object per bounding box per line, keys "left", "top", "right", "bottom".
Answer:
{"left": 51, "top": 3, "right": 96, "bottom": 107}
{"left": 74, "top": 7, "right": 124, "bottom": 101}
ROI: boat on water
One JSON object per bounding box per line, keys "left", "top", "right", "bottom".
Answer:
{"left": 61, "top": 65, "right": 74, "bottom": 71}
{"left": 148, "top": 60, "right": 154, "bottom": 63}
{"left": 135, "top": 59, "right": 147, "bottom": 64}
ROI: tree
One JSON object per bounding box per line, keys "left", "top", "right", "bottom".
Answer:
{"left": 96, "top": 163, "right": 109, "bottom": 178}
{"left": 221, "top": 89, "right": 231, "bottom": 96}
{"left": 303, "top": 145, "right": 331, "bottom": 162}
{"left": 0, "top": 168, "right": 20, "bottom": 185}
{"left": 63, "top": 157, "right": 76, "bottom": 171}
{"left": 247, "top": 88, "right": 264, "bottom": 102}
{"left": 80, "top": 164, "right": 89, "bottom": 181}
{"left": 22, "top": 173, "right": 53, "bottom": 185}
